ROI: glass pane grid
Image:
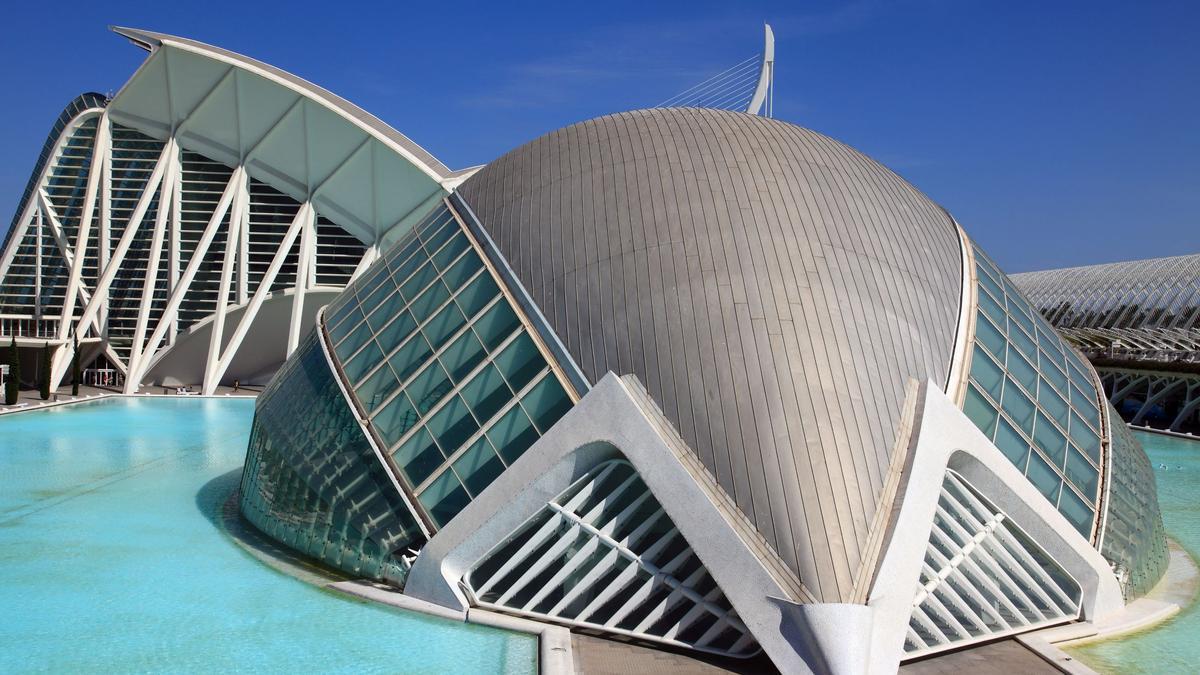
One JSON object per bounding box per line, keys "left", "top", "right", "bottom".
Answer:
{"left": 351, "top": 267, "right": 491, "bottom": 393}
{"left": 966, "top": 245, "right": 1106, "bottom": 537}
{"left": 334, "top": 228, "right": 476, "bottom": 364}
{"left": 415, "top": 367, "right": 557, "bottom": 505}
{"left": 322, "top": 203, "right": 574, "bottom": 529}
{"left": 363, "top": 292, "right": 507, "bottom": 428}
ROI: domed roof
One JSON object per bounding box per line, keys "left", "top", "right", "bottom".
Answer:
{"left": 458, "top": 107, "right": 963, "bottom": 602}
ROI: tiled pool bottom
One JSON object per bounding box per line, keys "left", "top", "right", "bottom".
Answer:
{"left": 0, "top": 397, "right": 536, "bottom": 674}
{"left": 1068, "top": 430, "right": 1200, "bottom": 674}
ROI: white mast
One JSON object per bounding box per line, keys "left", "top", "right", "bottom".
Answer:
{"left": 746, "top": 24, "right": 775, "bottom": 117}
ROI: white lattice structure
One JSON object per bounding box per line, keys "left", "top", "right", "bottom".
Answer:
{"left": 0, "top": 28, "right": 468, "bottom": 394}
{"left": 905, "top": 470, "right": 1081, "bottom": 657}
{"left": 1012, "top": 253, "right": 1200, "bottom": 359}
{"left": 464, "top": 459, "right": 757, "bottom": 657}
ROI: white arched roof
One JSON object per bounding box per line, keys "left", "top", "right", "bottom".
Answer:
{"left": 109, "top": 26, "right": 473, "bottom": 246}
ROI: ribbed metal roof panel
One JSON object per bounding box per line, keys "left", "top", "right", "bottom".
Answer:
{"left": 458, "top": 108, "right": 963, "bottom": 601}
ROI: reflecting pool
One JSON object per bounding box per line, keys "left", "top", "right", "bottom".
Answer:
{"left": 0, "top": 397, "right": 536, "bottom": 673}
{"left": 1069, "top": 430, "right": 1200, "bottom": 674}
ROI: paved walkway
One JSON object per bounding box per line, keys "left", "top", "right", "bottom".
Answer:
{"left": 901, "top": 638, "right": 1063, "bottom": 674}
{"left": 571, "top": 634, "right": 776, "bottom": 674}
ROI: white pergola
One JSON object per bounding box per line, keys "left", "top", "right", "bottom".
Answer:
{"left": 0, "top": 27, "right": 472, "bottom": 394}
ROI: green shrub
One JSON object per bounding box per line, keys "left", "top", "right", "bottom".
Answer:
{"left": 5, "top": 337, "right": 18, "bottom": 405}
{"left": 39, "top": 342, "right": 51, "bottom": 400}
{"left": 71, "top": 336, "right": 80, "bottom": 396}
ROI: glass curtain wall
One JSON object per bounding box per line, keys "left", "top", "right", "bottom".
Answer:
{"left": 240, "top": 331, "right": 426, "bottom": 585}
{"left": 1098, "top": 417, "right": 1169, "bottom": 599}
{"left": 960, "top": 243, "right": 1106, "bottom": 537}
{"left": 322, "top": 203, "right": 572, "bottom": 528}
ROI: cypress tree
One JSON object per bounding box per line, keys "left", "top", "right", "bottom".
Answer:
{"left": 5, "top": 337, "right": 18, "bottom": 405}
{"left": 71, "top": 334, "right": 80, "bottom": 396}
{"left": 39, "top": 342, "right": 51, "bottom": 400}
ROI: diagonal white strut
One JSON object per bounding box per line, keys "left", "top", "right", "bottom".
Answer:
{"left": 125, "top": 166, "right": 244, "bottom": 389}
{"left": 203, "top": 201, "right": 311, "bottom": 394}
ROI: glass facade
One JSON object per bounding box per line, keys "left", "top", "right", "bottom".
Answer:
{"left": 322, "top": 203, "right": 573, "bottom": 528}
{"left": 239, "top": 331, "right": 425, "bottom": 585}
{"left": 1098, "top": 413, "right": 1169, "bottom": 599}
{"left": 0, "top": 109, "right": 101, "bottom": 316}
{"left": 962, "top": 244, "right": 1105, "bottom": 538}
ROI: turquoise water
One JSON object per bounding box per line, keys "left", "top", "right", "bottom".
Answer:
{"left": 1069, "top": 430, "right": 1200, "bottom": 674}
{"left": 0, "top": 397, "right": 535, "bottom": 674}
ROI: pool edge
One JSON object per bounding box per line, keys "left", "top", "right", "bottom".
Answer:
{"left": 218, "top": 486, "right": 571, "bottom": 674}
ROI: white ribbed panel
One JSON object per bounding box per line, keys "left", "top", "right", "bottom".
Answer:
{"left": 462, "top": 459, "right": 759, "bottom": 658}
{"left": 904, "top": 470, "right": 1082, "bottom": 658}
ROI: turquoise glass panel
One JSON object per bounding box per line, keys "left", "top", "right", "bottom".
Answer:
{"left": 975, "top": 312, "right": 1006, "bottom": 359}
{"left": 461, "top": 364, "right": 512, "bottom": 422}
{"left": 488, "top": 406, "right": 539, "bottom": 464}
{"left": 1002, "top": 378, "right": 1036, "bottom": 434}
{"left": 375, "top": 393, "right": 419, "bottom": 448}
{"left": 1064, "top": 445, "right": 1100, "bottom": 499}
{"left": 970, "top": 345, "right": 1004, "bottom": 399}
{"left": 964, "top": 384, "right": 999, "bottom": 438}
{"left": 419, "top": 471, "right": 471, "bottom": 527}
{"left": 454, "top": 437, "right": 506, "bottom": 497}
{"left": 322, "top": 203, "right": 574, "bottom": 531}
{"left": 1027, "top": 450, "right": 1062, "bottom": 504}
{"left": 1059, "top": 486, "right": 1093, "bottom": 536}
{"left": 1008, "top": 347, "right": 1038, "bottom": 392}
{"left": 522, "top": 376, "right": 572, "bottom": 433}
{"left": 994, "top": 417, "right": 1031, "bottom": 468}
{"left": 1034, "top": 410, "right": 1068, "bottom": 467}
{"left": 395, "top": 427, "right": 443, "bottom": 486}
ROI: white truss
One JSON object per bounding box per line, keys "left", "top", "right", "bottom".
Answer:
{"left": 905, "top": 470, "right": 1082, "bottom": 658}
{"left": 0, "top": 29, "right": 464, "bottom": 395}
{"left": 1012, "top": 254, "right": 1200, "bottom": 361}
{"left": 1100, "top": 368, "right": 1200, "bottom": 431}
{"left": 463, "top": 458, "right": 759, "bottom": 658}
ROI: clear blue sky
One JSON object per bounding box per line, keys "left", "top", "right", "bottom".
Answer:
{"left": 1, "top": 1, "right": 1195, "bottom": 273}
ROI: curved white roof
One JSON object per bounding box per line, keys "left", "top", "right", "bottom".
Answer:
{"left": 109, "top": 26, "right": 470, "bottom": 246}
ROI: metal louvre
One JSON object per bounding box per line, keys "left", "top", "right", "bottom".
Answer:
{"left": 463, "top": 459, "right": 760, "bottom": 658}
{"left": 904, "top": 470, "right": 1082, "bottom": 658}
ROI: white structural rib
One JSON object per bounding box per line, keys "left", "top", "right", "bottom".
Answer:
{"left": 108, "top": 26, "right": 453, "bottom": 247}
{"left": 125, "top": 167, "right": 242, "bottom": 388}
{"left": 463, "top": 459, "right": 758, "bottom": 659}
{"left": 903, "top": 470, "right": 1082, "bottom": 658}
{"left": 746, "top": 24, "right": 775, "bottom": 117}
{"left": 0, "top": 28, "right": 467, "bottom": 395}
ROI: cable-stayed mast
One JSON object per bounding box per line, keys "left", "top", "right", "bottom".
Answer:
{"left": 657, "top": 23, "right": 775, "bottom": 117}
{"left": 746, "top": 24, "right": 775, "bottom": 117}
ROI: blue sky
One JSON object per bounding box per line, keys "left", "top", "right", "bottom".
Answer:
{"left": 1, "top": 1, "right": 1195, "bottom": 273}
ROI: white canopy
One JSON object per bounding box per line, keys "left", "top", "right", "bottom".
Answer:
{"left": 109, "top": 26, "right": 470, "bottom": 246}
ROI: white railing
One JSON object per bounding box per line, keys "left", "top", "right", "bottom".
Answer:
{"left": 0, "top": 316, "right": 59, "bottom": 339}
{"left": 83, "top": 368, "right": 124, "bottom": 388}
